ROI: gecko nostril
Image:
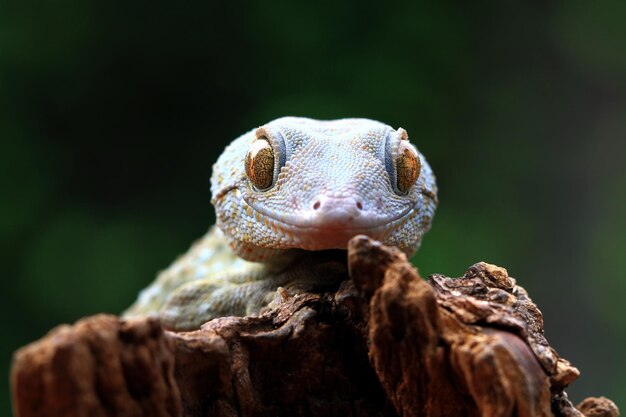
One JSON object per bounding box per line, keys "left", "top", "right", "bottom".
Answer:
{"left": 313, "top": 201, "right": 321, "bottom": 210}
{"left": 356, "top": 201, "right": 363, "bottom": 210}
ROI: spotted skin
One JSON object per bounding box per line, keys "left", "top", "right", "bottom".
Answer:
{"left": 124, "top": 117, "right": 438, "bottom": 330}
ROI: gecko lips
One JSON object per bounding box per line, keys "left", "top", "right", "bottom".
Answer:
{"left": 246, "top": 194, "right": 414, "bottom": 251}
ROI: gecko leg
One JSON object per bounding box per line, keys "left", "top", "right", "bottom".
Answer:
{"left": 158, "top": 256, "right": 347, "bottom": 331}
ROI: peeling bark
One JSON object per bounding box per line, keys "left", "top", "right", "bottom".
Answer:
{"left": 11, "top": 236, "right": 619, "bottom": 417}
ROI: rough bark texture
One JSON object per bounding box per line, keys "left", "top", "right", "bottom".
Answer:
{"left": 11, "top": 236, "right": 619, "bottom": 417}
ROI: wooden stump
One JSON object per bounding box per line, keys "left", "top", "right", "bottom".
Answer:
{"left": 11, "top": 236, "right": 619, "bottom": 417}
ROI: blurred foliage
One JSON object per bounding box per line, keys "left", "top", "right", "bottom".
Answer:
{"left": 2, "top": 1, "right": 625, "bottom": 415}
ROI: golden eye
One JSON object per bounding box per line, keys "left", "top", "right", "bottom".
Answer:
{"left": 396, "top": 141, "right": 421, "bottom": 193}
{"left": 245, "top": 138, "right": 275, "bottom": 190}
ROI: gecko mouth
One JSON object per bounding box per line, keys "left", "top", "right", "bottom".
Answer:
{"left": 240, "top": 196, "right": 419, "bottom": 251}
{"left": 244, "top": 197, "right": 416, "bottom": 231}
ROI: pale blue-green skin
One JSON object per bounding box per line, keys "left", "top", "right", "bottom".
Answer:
{"left": 125, "top": 117, "right": 438, "bottom": 330}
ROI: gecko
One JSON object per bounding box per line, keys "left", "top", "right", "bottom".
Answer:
{"left": 124, "top": 117, "right": 438, "bottom": 331}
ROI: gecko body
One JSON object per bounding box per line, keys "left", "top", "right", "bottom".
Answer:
{"left": 125, "top": 117, "right": 437, "bottom": 330}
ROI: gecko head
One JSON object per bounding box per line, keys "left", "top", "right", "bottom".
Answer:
{"left": 210, "top": 117, "right": 438, "bottom": 262}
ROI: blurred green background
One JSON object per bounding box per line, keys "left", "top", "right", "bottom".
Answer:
{"left": 2, "top": 1, "right": 625, "bottom": 415}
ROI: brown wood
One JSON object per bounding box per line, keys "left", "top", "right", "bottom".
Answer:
{"left": 11, "top": 236, "right": 619, "bottom": 417}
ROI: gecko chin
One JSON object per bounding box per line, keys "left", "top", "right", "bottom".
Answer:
{"left": 283, "top": 224, "right": 392, "bottom": 251}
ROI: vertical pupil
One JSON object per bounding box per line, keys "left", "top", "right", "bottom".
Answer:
{"left": 396, "top": 145, "right": 420, "bottom": 193}
{"left": 245, "top": 140, "right": 274, "bottom": 189}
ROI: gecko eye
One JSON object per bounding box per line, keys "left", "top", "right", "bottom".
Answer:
{"left": 245, "top": 137, "right": 275, "bottom": 190}
{"left": 396, "top": 140, "right": 421, "bottom": 194}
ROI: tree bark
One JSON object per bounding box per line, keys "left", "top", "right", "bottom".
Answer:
{"left": 11, "top": 236, "right": 619, "bottom": 417}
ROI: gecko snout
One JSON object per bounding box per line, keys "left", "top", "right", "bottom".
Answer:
{"left": 312, "top": 196, "right": 363, "bottom": 211}
{"left": 309, "top": 195, "right": 365, "bottom": 227}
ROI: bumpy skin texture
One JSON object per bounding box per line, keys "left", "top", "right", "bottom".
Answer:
{"left": 125, "top": 117, "right": 438, "bottom": 330}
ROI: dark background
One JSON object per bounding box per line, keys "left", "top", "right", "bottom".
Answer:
{"left": 2, "top": 1, "right": 625, "bottom": 415}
